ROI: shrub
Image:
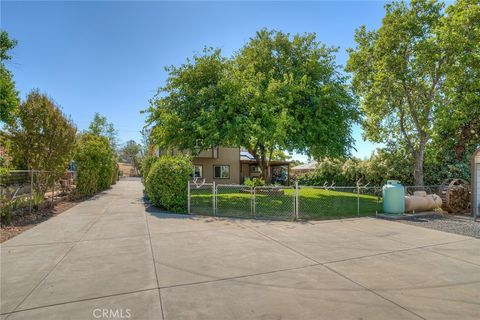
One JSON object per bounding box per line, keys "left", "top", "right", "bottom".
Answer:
{"left": 141, "top": 155, "right": 158, "bottom": 181}
{"left": 243, "top": 177, "right": 265, "bottom": 188}
{"left": 7, "top": 90, "right": 77, "bottom": 194}
{"left": 74, "top": 134, "right": 116, "bottom": 196}
{"left": 145, "top": 154, "right": 192, "bottom": 213}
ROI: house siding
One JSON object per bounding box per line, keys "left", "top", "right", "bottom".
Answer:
{"left": 193, "top": 147, "right": 240, "bottom": 184}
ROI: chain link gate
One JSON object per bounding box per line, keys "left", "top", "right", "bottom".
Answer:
{"left": 216, "top": 184, "right": 253, "bottom": 218}
{"left": 188, "top": 182, "right": 296, "bottom": 220}
{"left": 253, "top": 186, "right": 296, "bottom": 220}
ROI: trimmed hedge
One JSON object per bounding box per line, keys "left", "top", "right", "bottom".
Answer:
{"left": 141, "top": 155, "right": 158, "bottom": 181}
{"left": 145, "top": 154, "right": 192, "bottom": 213}
{"left": 74, "top": 134, "right": 116, "bottom": 196}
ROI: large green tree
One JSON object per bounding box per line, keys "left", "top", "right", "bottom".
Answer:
{"left": 7, "top": 90, "right": 77, "bottom": 193}
{"left": 120, "top": 140, "right": 142, "bottom": 174}
{"left": 433, "top": 0, "right": 480, "bottom": 161}
{"left": 148, "top": 30, "right": 357, "bottom": 181}
{"left": 0, "top": 30, "right": 20, "bottom": 125}
{"left": 87, "top": 112, "right": 118, "bottom": 149}
{"left": 347, "top": 0, "right": 480, "bottom": 186}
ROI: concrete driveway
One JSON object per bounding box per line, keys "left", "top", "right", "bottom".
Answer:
{"left": 1, "top": 178, "right": 479, "bottom": 320}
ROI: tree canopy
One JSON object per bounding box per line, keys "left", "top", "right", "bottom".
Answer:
{"left": 346, "top": 0, "right": 480, "bottom": 186}
{"left": 87, "top": 112, "right": 118, "bottom": 149}
{"left": 119, "top": 140, "right": 142, "bottom": 174}
{"left": 7, "top": 90, "right": 77, "bottom": 193}
{"left": 147, "top": 29, "right": 358, "bottom": 181}
{"left": 0, "top": 30, "right": 20, "bottom": 125}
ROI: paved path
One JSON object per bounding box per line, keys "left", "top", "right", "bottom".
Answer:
{"left": 1, "top": 178, "right": 479, "bottom": 319}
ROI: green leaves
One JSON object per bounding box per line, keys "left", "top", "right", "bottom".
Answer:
{"left": 147, "top": 29, "right": 358, "bottom": 177}
{"left": 145, "top": 154, "right": 192, "bottom": 213}
{"left": 0, "top": 30, "right": 20, "bottom": 125}
{"left": 74, "top": 134, "right": 117, "bottom": 196}
{"left": 8, "top": 90, "right": 77, "bottom": 173}
{"left": 346, "top": 0, "right": 479, "bottom": 185}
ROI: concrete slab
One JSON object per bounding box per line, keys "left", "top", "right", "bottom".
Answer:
{"left": 2, "top": 179, "right": 478, "bottom": 319}
{"left": 1, "top": 215, "right": 96, "bottom": 246}
{"left": 247, "top": 222, "right": 413, "bottom": 263}
{"left": 7, "top": 289, "right": 163, "bottom": 320}
{"left": 17, "top": 236, "right": 157, "bottom": 310}
{"left": 82, "top": 215, "right": 148, "bottom": 240}
{"left": 146, "top": 212, "right": 242, "bottom": 235}
{"left": 161, "top": 265, "right": 421, "bottom": 320}
{"left": 0, "top": 243, "right": 73, "bottom": 314}
{"left": 150, "top": 228, "right": 314, "bottom": 287}
{"left": 342, "top": 218, "right": 470, "bottom": 247}
{"left": 427, "top": 238, "right": 480, "bottom": 266}
{"left": 327, "top": 249, "right": 480, "bottom": 319}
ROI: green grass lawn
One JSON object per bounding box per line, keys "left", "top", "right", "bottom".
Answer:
{"left": 190, "top": 187, "right": 381, "bottom": 220}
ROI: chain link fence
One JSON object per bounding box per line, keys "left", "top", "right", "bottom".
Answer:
{"left": 189, "top": 182, "right": 214, "bottom": 216}
{"left": 187, "top": 182, "right": 453, "bottom": 221}
{"left": 1, "top": 170, "right": 76, "bottom": 223}
{"left": 216, "top": 184, "right": 252, "bottom": 218}
{"left": 297, "top": 186, "right": 382, "bottom": 220}
{"left": 254, "top": 186, "right": 295, "bottom": 220}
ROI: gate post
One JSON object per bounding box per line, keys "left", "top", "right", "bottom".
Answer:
{"left": 253, "top": 187, "right": 256, "bottom": 218}
{"left": 295, "top": 181, "right": 299, "bottom": 219}
{"left": 187, "top": 181, "right": 191, "bottom": 214}
{"left": 357, "top": 182, "right": 360, "bottom": 217}
{"left": 212, "top": 181, "right": 216, "bottom": 216}
{"left": 29, "top": 170, "right": 33, "bottom": 213}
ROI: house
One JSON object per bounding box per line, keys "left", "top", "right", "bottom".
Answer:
{"left": 118, "top": 162, "right": 138, "bottom": 177}
{"left": 160, "top": 146, "right": 290, "bottom": 185}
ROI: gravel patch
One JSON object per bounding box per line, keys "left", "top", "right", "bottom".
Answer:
{"left": 399, "top": 215, "right": 480, "bottom": 238}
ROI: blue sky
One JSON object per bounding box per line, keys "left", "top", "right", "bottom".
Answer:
{"left": 2, "top": 0, "right": 387, "bottom": 161}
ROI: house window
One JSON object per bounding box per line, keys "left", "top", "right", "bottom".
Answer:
{"left": 193, "top": 165, "right": 203, "bottom": 178}
{"left": 213, "top": 165, "right": 230, "bottom": 179}
{"left": 249, "top": 165, "right": 261, "bottom": 173}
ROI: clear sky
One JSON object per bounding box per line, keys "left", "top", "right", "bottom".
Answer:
{"left": 2, "top": 0, "right": 387, "bottom": 161}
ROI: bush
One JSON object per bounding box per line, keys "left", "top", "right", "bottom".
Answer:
{"left": 243, "top": 177, "right": 265, "bottom": 188}
{"left": 74, "top": 134, "right": 116, "bottom": 196}
{"left": 145, "top": 154, "right": 192, "bottom": 213}
{"left": 141, "top": 155, "right": 158, "bottom": 181}
{"left": 7, "top": 90, "right": 76, "bottom": 194}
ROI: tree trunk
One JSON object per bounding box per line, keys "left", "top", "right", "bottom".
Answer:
{"left": 248, "top": 146, "right": 271, "bottom": 184}
{"left": 413, "top": 139, "right": 426, "bottom": 186}
{"left": 259, "top": 152, "right": 271, "bottom": 184}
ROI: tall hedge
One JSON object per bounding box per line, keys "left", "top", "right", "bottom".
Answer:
{"left": 74, "top": 134, "right": 116, "bottom": 196}
{"left": 145, "top": 154, "right": 191, "bottom": 213}
{"left": 141, "top": 155, "right": 158, "bottom": 181}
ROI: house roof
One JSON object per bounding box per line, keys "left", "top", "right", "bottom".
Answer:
{"left": 240, "top": 151, "right": 255, "bottom": 161}
{"left": 240, "top": 150, "right": 291, "bottom": 165}
{"left": 291, "top": 162, "right": 317, "bottom": 171}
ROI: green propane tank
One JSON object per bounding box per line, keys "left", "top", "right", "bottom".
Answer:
{"left": 382, "top": 180, "right": 405, "bottom": 214}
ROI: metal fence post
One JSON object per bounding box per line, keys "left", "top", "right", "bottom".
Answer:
{"left": 29, "top": 170, "right": 33, "bottom": 213}
{"left": 51, "top": 175, "right": 55, "bottom": 207}
{"left": 356, "top": 183, "right": 360, "bottom": 217}
{"left": 212, "top": 181, "right": 216, "bottom": 216}
{"left": 187, "top": 181, "right": 191, "bottom": 214}
{"left": 250, "top": 187, "right": 254, "bottom": 218}
{"left": 253, "top": 187, "right": 256, "bottom": 218}
{"left": 295, "top": 181, "right": 299, "bottom": 219}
